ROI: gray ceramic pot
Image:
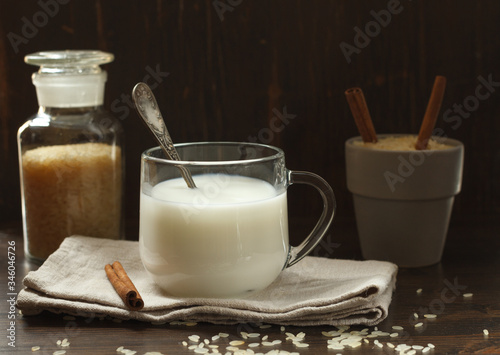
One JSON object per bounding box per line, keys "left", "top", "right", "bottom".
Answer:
{"left": 345, "top": 134, "right": 464, "bottom": 267}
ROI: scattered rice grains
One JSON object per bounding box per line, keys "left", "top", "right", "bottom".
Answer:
{"left": 179, "top": 323, "right": 443, "bottom": 354}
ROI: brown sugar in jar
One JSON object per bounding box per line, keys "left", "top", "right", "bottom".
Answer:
{"left": 21, "top": 143, "right": 122, "bottom": 260}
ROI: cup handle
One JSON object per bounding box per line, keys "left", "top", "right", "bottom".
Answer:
{"left": 285, "top": 170, "right": 336, "bottom": 267}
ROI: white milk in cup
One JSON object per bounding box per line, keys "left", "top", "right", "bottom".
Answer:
{"left": 141, "top": 174, "right": 288, "bottom": 297}
{"left": 139, "top": 142, "right": 335, "bottom": 298}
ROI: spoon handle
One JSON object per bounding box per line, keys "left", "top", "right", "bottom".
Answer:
{"left": 133, "top": 82, "right": 180, "bottom": 160}
{"left": 132, "top": 82, "right": 196, "bottom": 188}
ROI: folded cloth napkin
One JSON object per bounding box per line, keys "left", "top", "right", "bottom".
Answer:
{"left": 17, "top": 236, "right": 397, "bottom": 326}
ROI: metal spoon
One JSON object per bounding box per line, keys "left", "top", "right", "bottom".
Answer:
{"left": 132, "top": 82, "right": 196, "bottom": 188}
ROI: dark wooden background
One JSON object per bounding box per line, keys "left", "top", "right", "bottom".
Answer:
{"left": 1, "top": 0, "right": 499, "bottom": 242}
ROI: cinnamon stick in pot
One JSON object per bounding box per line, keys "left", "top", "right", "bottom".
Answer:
{"left": 415, "top": 76, "right": 447, "bottom": 150}
{"left": 105, "top": 261, "right": 144, "bottom": 311}
{"left": 345, "top": 87, "right": 378, "bottom": 143}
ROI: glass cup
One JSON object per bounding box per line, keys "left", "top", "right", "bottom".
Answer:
{"left": 140, "top": 142, "right": 335, "bottom": 298}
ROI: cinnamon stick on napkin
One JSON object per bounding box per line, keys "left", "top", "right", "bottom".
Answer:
{"left": 17, "top": 236, "right": 397, "bottom": 326}
{"left": 105, "top": 261, "right": 144, "bottom": 311}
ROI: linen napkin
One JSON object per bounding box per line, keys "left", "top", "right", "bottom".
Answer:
{"left": 17, "top": 236, "right": 397, "bottom": 326}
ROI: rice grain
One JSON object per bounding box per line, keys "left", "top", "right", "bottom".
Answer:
{"left": 229, "top": 340, "right": 245, "bottom": 346}
{"left": 294, "top": 342, "right": 309, "bottom": 348}
{"left": 189, "top": 335, "right": 201, "bottom": 342}
{"left": 327, "top": 344, "right": 344, "bottom": 350}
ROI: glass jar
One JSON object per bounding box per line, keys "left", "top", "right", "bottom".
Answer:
{"left": 18, "top": 50, "right": 124, "bottom": 263}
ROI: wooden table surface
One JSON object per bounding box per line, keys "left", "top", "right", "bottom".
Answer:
{"left": 1, "top": 221, "right": 499, "bottom": 354}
